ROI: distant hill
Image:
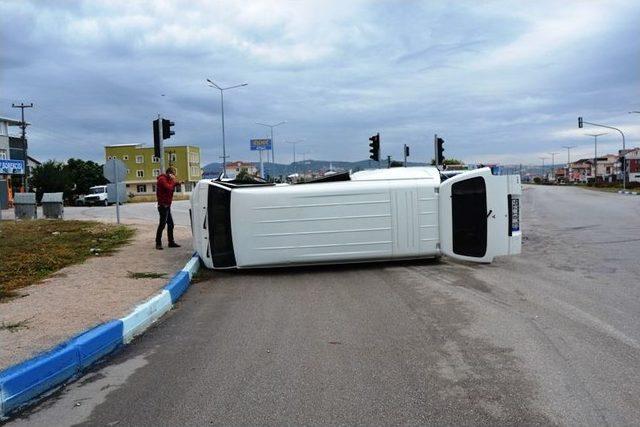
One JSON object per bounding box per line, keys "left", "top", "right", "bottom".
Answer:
{"left": 202, "top": 159, "right": 428, "bottom": 178}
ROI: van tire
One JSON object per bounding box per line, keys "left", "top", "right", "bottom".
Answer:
{"left": 104, "top": 200, "right": 109, "bottom": 207}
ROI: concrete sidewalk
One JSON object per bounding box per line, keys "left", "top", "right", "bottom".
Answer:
{"left": 0, "top": 222, "right": 192, "bottom": 371}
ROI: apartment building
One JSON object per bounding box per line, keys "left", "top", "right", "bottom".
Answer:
{"left": 104, "top": 144, "right": 202, "bottom": 195}
{"left": 225, "top": 160, "right": 258, "bottom": 178}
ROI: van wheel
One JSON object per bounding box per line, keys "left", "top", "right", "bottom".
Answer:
{"left": 104, "top": 200, "right": 109, "bottom": 207}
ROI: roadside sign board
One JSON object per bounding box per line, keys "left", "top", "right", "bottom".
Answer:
{"left": 107, "top": 183, "right": 127, "bottom": 203}
{"left": 103, "top": 159, "right": 127, "bottom": 183}
{"left": 250, "top": 139, "right": 272, "bottom": 151}
{"left": 0, "top": 159, "right": 25, "bottom": 175}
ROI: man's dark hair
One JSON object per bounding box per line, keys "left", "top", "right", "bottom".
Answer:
{"left": 166, "top": 166, "right": 176, "bottom": 175}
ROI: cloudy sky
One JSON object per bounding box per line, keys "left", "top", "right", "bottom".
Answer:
{"left": 1, "top": 0, "right": 639, "bottom": 166}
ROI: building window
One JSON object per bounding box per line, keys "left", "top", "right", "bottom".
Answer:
{"left": 0, "top": 150, "right": 7, "bottom": 160}
{"left": 136, "top": 155, "right": 144, "bottom": 164}
{"left": 168, "top": 153, "right": 177, "bottom": 162}
{"left": 191, "top": 166, "right": 199, "bottom": 176}
{"left": 123, "top": 155, "right": 129, "bottom": 160}
{"left": 152, "top": 156, "right": 160, "bottom": 163}
{"left": 126, "top": 169, "right": 131, "bottom": 174}
{"left": 152, "top": 169, "right": 160, "bottom": 177}
{"left": 136, "top": 184, "right": 146, "bottom": 193}
{"left": 152, "top": 184, "right": 157, "bottom": 192}
{"left": 189, "top": 152, "right": 199, "bottom": 163}
{"left": 136, "top": 170, "right": 144, "bottom": 178}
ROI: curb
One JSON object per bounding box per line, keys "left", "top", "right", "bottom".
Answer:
{"left": 617, "top": 190, "right": 639, "bottom": 195}
{"left": 0, "top": 254, "right": 201, "bottom": 419}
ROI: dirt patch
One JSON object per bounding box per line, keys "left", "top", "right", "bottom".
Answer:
{"left": 0, "top": 223, "right": 193, "bottom": 370}
{"left": 0, "top": 220, "right": 134, "bottom": 301}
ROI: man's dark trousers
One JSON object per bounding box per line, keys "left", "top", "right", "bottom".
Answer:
{"left": 156, "top": 205, "right": 175, "bottom": 246}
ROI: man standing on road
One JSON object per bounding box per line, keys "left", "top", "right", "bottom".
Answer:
{"left": 155, "top": 166, "right": 181, "bottom": 250}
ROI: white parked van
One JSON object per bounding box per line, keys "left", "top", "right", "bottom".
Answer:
{"left": 190, "top": 167, "right": 521, "bottom": 269}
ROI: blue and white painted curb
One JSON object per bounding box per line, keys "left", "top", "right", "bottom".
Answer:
{"left": 0, "top": 254, "right": 201, "bottom": 419}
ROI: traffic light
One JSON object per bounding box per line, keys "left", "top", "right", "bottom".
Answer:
{"left": 162, "top": 119, "right": 175, "bottom": 139}
{"left": 153, "top": 119, "right": 161, "bottom": 158}
{"left": 578, "top": 117, "right": 583, "bottom": 128}
{"left": 369, "top": 133, "right": 380, "bottom": 162}
{"left": 404, "top": 145, "right": 410, "bottom": 157}
{"left": 436, "top": 137, "right": 445, "bottom": 165}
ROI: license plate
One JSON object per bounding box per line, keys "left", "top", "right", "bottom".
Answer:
{"left": 510, "top": 196, "right": 520, "bottom": 233}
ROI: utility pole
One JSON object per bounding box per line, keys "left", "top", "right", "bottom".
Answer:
{"left": 586, "top": 133, "right": 606, "bottom": 183}
{"left": 12, "top": 102, "right": 34, "bottom": 192}
{"left": 387, "top": 155, "right": 392, "bottom": 168}
{"left": 549, "top": 152, "right": 558, "bottom": 181}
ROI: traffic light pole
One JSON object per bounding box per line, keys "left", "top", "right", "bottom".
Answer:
{"left": 403, "top": 144, "right": 407, "bottom": 167}
{"left": 433, "top": 134, "right": 439, "bottom": 169}
{"left": 157, "top": 115, "right": 165, "bottom": 173}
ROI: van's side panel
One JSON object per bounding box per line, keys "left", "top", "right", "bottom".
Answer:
{"left": 417, "top": 184, "right": 440, "bottom": 255}
{"left": 231, "top": 181, "right": 397, "bottom": 267}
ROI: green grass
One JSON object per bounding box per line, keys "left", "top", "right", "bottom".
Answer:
{"left": 0, "top": 220, "right": 134, "bottom": 302}
{"left": 127, "top": 271, "right": 167, "bottom": 279}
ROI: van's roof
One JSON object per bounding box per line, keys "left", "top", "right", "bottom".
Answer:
{"left": 351, "top": 166, "right": 440, "bottom": 181}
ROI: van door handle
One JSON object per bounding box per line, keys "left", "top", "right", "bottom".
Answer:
{"left": 486, "top": 209, "right": 493, "bottom": 218}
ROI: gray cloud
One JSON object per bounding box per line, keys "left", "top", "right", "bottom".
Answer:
{"left": 0, "top": 0, "right": 638, "bottom": 166}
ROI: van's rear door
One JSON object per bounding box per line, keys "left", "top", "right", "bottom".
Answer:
{"left": 438, "top": 168, "right": 521, "bottom": 262}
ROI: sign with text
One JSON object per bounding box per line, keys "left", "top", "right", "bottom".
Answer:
{"left": 250, "top": 139, "right": 272, "bottom": 151}
{"left": 0, "top": 159, "right": 25, "bottom": 175}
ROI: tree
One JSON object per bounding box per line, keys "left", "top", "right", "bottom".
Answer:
{"left": 66, "top": 158, "right": 108, "bottom": 197}
{"left": 29, "top": 161, "right": 73, "bottom": 202}
{"left": 430, "top": 158, "right": 463, "bottom": 165}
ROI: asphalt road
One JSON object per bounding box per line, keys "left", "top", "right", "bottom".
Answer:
{"left": 7, "top": 186, "right": 640, "bottom": 426}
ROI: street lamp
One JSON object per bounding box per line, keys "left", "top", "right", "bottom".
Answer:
{"left": 256, "top": 121, "right": 286, "bottom": 165}
{"left": 539, "top": 157, "right": 548, "bottom": 180}
{"left": 207, "top": 78, "right": 248, "bottom": 177}
{"left": 285, "top": 140, "right": 304, "bottom": 174}
{"left": 549, "top": 152, "right": 558, "bottom": 181}
{"left": 578, "top": 117, "right": 627, "bottom": 189}
{"left": 562, "top": 145, "right": 576, "bottom": 183}
{"left": 585, "top": 133, "right": 607, "bottom": 183}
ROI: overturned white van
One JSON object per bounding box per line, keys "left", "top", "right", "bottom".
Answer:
{"left": 190, "top": 167, "right": 521, "bottom": 269}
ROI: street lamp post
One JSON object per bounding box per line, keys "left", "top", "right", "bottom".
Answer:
{"left": 286, "top": 140, "right": 304, "bottom": 174}
{"left": 562, "top": 145, "right": 576, "bottom": 183}
{"left": 585, "top": 133, "right": 607, "bottom": 183}
{"left": 256, "top": 121, "right": 286, "bottom": 166}
{"left": 549, "top": 152, "right": 558, "bottom": 181}
{"left": 539, "top": 157, "right": 548, "bottom": 181}
{"left": 578, "top": 117, "right": 627, "bottom": 190}
{"left": 207, "top": 78, "right": 247, "bottom": 177}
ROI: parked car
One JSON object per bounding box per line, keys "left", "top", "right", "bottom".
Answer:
{"left": 79, "top": 185, "right": 110, "bottom": 206}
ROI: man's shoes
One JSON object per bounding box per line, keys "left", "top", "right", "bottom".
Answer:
{"left": 168, "top": 242, "right": 181, "bottom": 248}
{"left": 156, "top": 244, "right": 163, "bottom": 250}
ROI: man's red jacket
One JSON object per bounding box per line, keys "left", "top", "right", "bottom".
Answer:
{"left": 156, "top": 174, "right": 177, "bottom": 206}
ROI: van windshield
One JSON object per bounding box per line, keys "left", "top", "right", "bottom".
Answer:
{"left": 89, "top": 187, "right": 106, "bottom": 194}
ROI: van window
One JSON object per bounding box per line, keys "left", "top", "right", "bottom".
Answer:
{"left": 451, "top": 177, "right": 487, "bottom": 257}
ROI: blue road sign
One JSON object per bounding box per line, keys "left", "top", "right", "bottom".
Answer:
{"left": 0, "top": 159, "right": 25, "bottom": 175}
{"left": 250, "top": 139, "right": 272, "bottom": 151}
